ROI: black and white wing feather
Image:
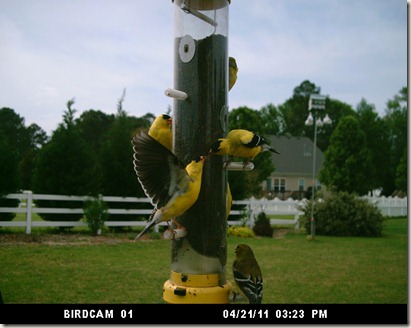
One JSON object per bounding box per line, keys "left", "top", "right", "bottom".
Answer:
{"left": 242, "top": 133, "right": 267, "bottom": 148}
{"left": 132, "top": 130, "right": 190, "bottom": 209}
{"left": 233, "top": 261, "right": 263, "bottom": 304}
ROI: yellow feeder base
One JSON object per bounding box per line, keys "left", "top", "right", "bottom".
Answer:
{"left": 163, "top": 271, "right": 233, "bottom": 304}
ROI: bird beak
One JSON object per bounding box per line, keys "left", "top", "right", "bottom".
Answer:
{"left": 167, "top": 118, "right": 172, "bottom": 125}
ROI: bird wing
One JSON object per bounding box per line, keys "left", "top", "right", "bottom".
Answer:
{"left": 229, "top": 57, "right": 238, "bottom": 91}
{"left": 228, "top": 129, "right": 261, "bottom": 149}
{"left": 242, "top": 132, "right": 268, "bottom": 149}
{"left": 132, "top": 130, "right": 191, "bottom": 209}
{"left": 233, "top": 262, "right": 263, "bottom": 304}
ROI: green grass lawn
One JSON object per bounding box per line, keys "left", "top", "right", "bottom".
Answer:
{"left": 0, "top": 218, "right": 407, "bottom": 304}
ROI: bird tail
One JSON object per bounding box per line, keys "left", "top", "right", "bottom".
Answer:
{"left": 261, "top": 144, "right": 280, "bottom": 154}
{"left": 134, "top": 210, "right": 157, "bottom": 241}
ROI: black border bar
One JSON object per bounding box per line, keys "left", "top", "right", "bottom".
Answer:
{"left": 0, "top": 304, "right": 408, "bottom": 325}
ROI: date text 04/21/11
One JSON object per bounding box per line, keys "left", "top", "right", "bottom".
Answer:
{"left": 222, "top": 309, "right": 268, "bottom": 319}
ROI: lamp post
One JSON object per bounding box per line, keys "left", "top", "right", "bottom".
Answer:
{"left": 304, "top": 94, "right": 331, "bottom": 239}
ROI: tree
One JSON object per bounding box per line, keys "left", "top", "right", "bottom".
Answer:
{"left": 319, "top": 116, "right": 373, "bottom": 195}
{"left": 99, "top": 90, "right": 149, "bottom": 222}
{"left": 0, "top": 129, "right": 19, "bottom": 220}
{"left": 18, "top": 123, "right": 48, "bottom": 190}
{"left": 383, "top": 87, "right": 407, "bottom": 195}
{"left": 259, "top": 103, "right": 284, "bottom": 135}
{"left": 315, "top": 98, "right": 355, "bottom": 151}
{"left": 395, "top": 148, "right": 407, "bottom": 194}
{"left": 0, "top": 108, "right": 48, "bottom": 191}
{"left": 355, "top": 99, "right": 390, "bottom": 192}
{"left": 76, "top": 109, "right": 116, "bottom": 193}
{"left": 228, "top": 106, "right": 263, "bottom": 132}
{"left": 32, "top": 99, "right": 95, "bottom": 221}
{"left": 0, "top": 107, "right": 29, "bottom": 159}
{"left": 279, "top": 80, "right": 320, "bottom": 137}
{"left": 278, "top": 81, "right": 355, "bottom": 151}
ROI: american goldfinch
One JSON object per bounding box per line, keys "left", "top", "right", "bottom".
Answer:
{"left": 229, "top": 57, "right": 238, "bottom": 91}
{"left": 209, "top": 129, "right": 280, "bottom": 167}
{"left": 148, "top": 114, "right": 172, "bottom": 151}
{"left": 226, "top": 182, "right": 232, "bottom": 219}
{"left": 132, "top": 130, "right": 206, "bottom": 240}
{"left": 233, "top": 244, "right": 263, "bottom": 304}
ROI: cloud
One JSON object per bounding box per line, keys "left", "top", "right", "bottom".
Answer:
{"left": 0, "top": 0, "right": 406, "bottom": 134}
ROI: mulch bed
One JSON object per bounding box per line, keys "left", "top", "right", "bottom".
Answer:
{"left": 0, "top": 233, "right": 145, "bottom": 245}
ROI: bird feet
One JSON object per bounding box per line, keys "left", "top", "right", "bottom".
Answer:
{"left": 163, "top": 220, "right": 187, "bottom": 240}
{"left": 223, "top": 156, "right": 235, "bottom": 169}
{"left": 163, "top": 226, "right": 187, "bottom": 240}
{"left": 242, "top": 160, "right": 251, "bottom": 170}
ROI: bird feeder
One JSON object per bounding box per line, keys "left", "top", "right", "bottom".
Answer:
{"left": 163, "top": 0, "right": 232, "bottom": 303}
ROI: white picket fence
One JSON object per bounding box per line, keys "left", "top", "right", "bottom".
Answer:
{"left": 228, "top": 197, "right": 304, "bottom": 229}
{"left": 0, "top": 191, "right": 407, "bottom": 234}
{"left": 361, "top": 195, "right": 408, "bottom": 217}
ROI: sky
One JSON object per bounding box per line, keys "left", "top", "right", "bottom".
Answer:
{"left": 0, "top": 0, "right": 407, "bottom": 135}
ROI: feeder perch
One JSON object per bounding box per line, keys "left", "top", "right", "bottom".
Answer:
{"left": 164, "top": 88, "right": 188, "bottom": 100}
{"left": 225, "top": 162, "right": 255, "bottom": 171}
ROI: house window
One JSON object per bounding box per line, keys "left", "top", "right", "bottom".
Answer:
{"left": 298, "top": 178, "right": 305, "bottom": 191}
{"left": 274, "top": 178, "right": 285, "bottom": 192}
{"left": 266, "top": 178, "right": 273, "bottom": 191}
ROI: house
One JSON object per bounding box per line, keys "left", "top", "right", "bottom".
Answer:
{"left": 261, "top": 135, "right": 324, "bottom": 199}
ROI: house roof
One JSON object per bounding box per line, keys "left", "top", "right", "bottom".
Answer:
{"left": 268, "top": 135, "right": 324, "bottom": 176}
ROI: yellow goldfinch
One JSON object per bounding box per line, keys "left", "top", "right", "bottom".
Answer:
{"left": 229, "top": 57, "right": 238, "bottom": 91}
{"left": 233, "top": 244, "right": 263, "bottom": 304}
{"left": 226, "top": 182, "right": 232, "bottom": 219}
{"left": 132, "top": 130, "right": 206, "bottom": 240}
{"left": 148, "top": 114, "right": 172, "bottom": 151}
{"left": 209, "top": 129, "right": 280, "bottom": 167}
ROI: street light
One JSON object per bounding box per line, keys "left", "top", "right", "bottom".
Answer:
{"left": 305, "top": 94, "right": 332, "bottom": 239}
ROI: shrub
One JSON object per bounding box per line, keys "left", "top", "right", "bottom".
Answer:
{"left": 35, "top": 199, "right": 84, "bottom": 222}
{"left": 227, "top": 226, "right": 255, "bottom": 238}
{"left": 252, "top": 212, "right": 274, "bottom": 237}
{"left": 83, "top": 197, "right": 109, "bottom": 235}
{"left": 0, "top": 197, "right": 19, "bottom": 221}
{"left": 301, "top": 190, "right": 384, "bottom": 237}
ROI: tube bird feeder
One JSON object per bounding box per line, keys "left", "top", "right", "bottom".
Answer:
{"left": 163, "top": 0, "right": 232, "bottom": 304}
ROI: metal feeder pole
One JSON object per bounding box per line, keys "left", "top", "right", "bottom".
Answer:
{"left": 163, "top": 0, "right": 232, "bottom": 304}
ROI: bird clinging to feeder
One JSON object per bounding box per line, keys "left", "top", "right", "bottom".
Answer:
{"left": 228, "top": 56, "right": 238, "bottom": 91}
{"left": 232, "top": 244, "right": 263, "bottom": 304}
{"left": 132, "top": 130, "right": 206, "bottom": 240}
{"left": 148, "top": 114, "right": 173, "bottom": 151}
{"left": 208, "top": 129, "right": 280, "bottom": 168}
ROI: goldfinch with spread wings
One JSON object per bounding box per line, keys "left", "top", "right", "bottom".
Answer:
{"left": 233, "top": 244, "right": 263, "bottom": 304}
{"left": 229, "top": 57, "right": 238, "bottom": 91}
{"left": 132, "top": 130, "right": 206, "bottom": 240}
{"left": 148, "top": 114, "right": 172, "bottom": 151}
{"left": 209, "top": 129, "right": 280, "bottom": 167}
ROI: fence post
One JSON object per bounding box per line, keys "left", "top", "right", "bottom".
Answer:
{"left": 24, "top": 190, "right": 33, "bottom": 234}
{"left": 294, "top": 213, "right": 300, "bottom": 229}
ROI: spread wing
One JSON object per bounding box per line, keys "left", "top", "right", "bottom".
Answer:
{"left": 132, "top": 130, "right": 190, "bottom": 209}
